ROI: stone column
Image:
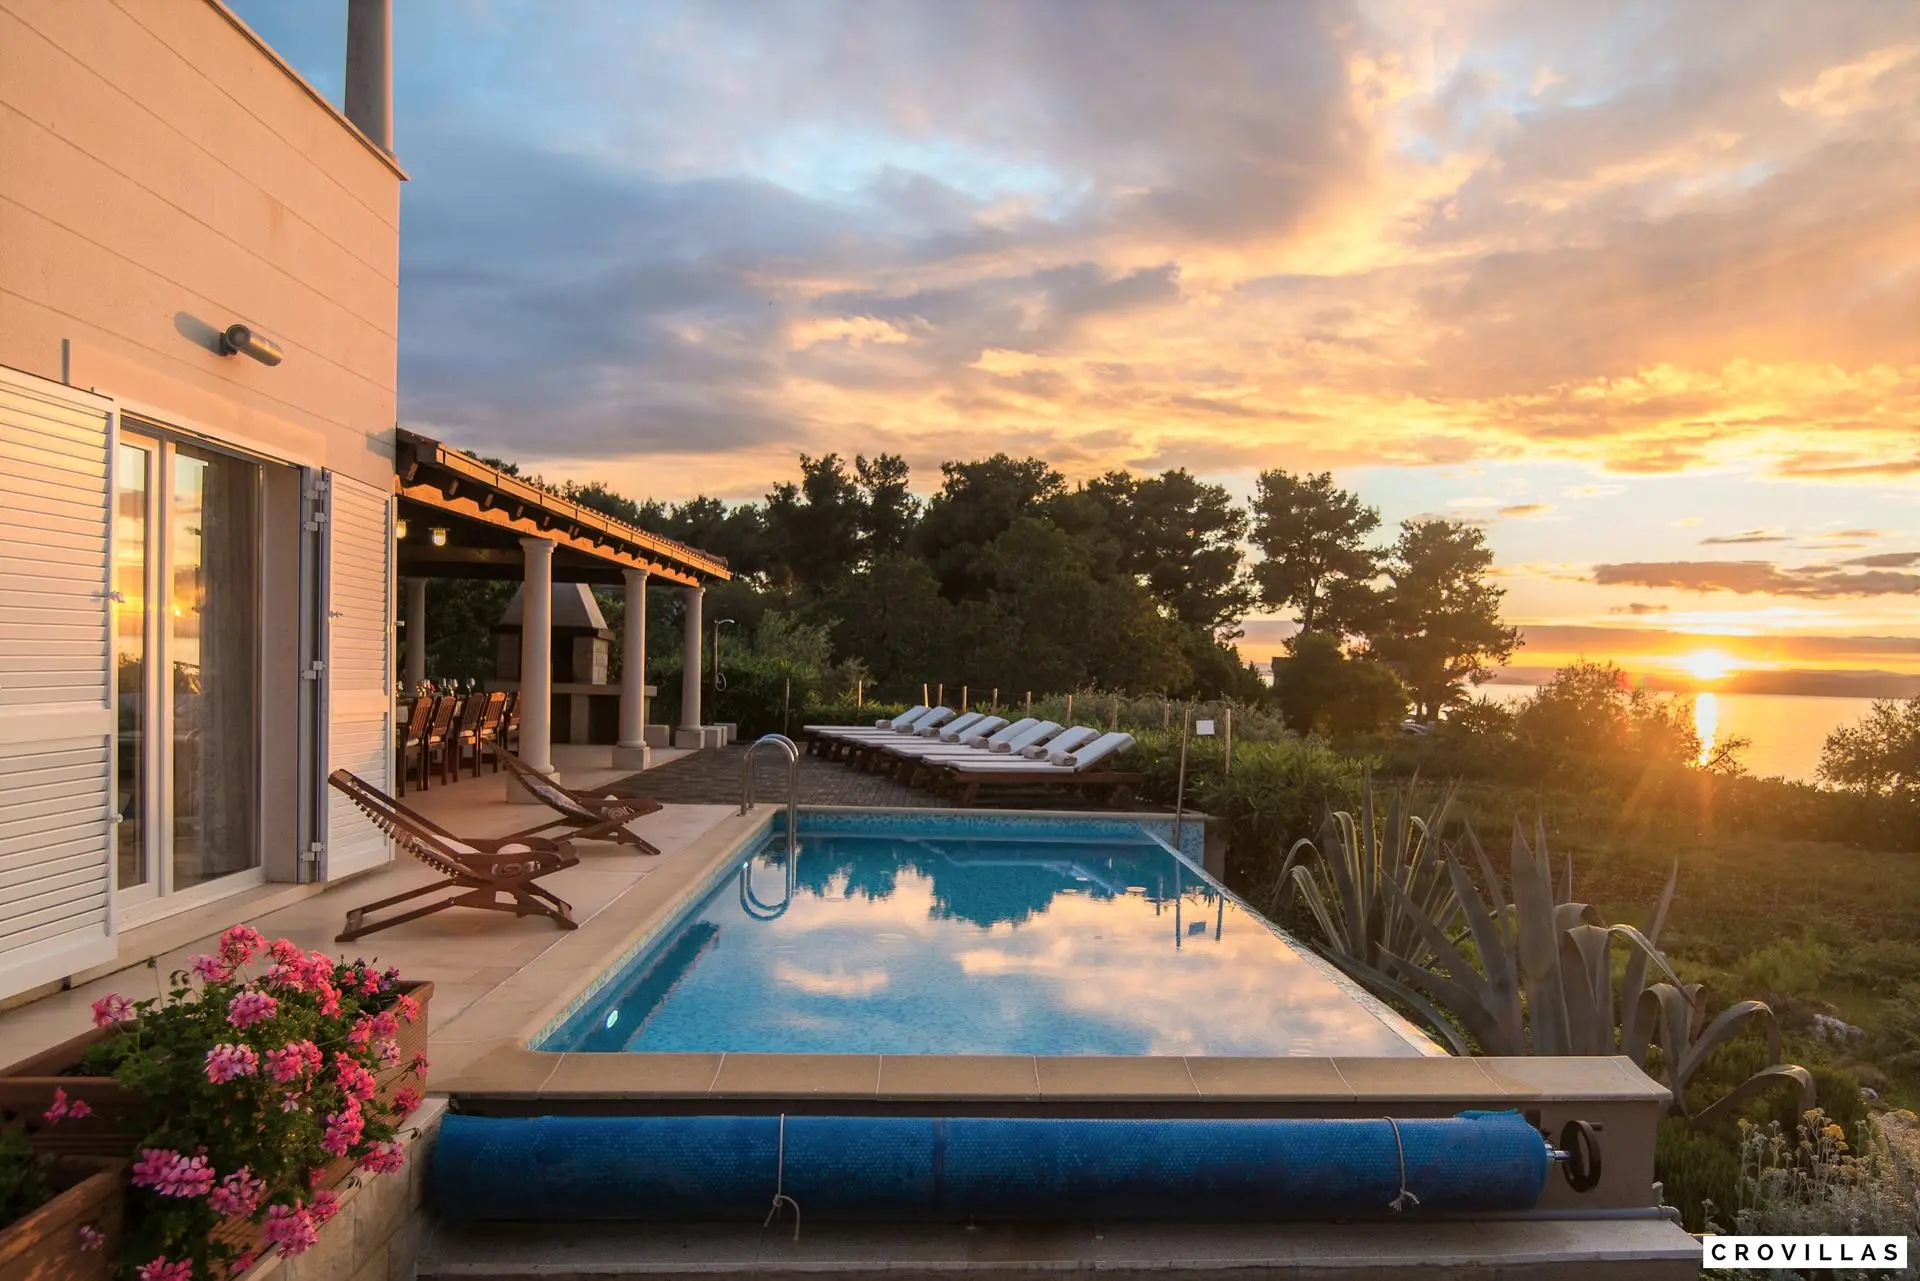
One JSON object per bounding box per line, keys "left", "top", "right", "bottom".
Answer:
{"left": 613, "top": 568, "right": 651, "bottom": 769}
{"left": 675, "top": 584, "right": 704, "bottom": 748}
{"left": 509, "top": 537, "right": 556, "bottom": 801}
{"left": 403, "top": 577, "right": 428, "bottom": 691}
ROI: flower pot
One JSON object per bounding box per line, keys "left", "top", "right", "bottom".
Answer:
{"left": 0, "top": 1156, "right": 124, "bottom": 1281}
{"left": 0, "top": 982, "right": 434, "bottom": 1161}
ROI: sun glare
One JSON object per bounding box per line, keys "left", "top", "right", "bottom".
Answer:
{"left": 1677, "top": 649, "right": 1739, "bottom": 682}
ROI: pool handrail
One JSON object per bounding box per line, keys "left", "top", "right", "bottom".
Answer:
{"left": 740, "top": 732, "right": 800, "bottom": 856}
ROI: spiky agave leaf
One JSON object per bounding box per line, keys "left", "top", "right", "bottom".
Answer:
{"left": 1510, "top": 819, "right": 1572, "bottom": 1056}
{"left": 1690, "top": 1065, "right": 1816, "bottom": 1131}
{"left": 1619, "top": 856, "right": 1680, "bottom": 1057}
{"left": 1375, "top": 869, "right": 1525, "bottom": 1055}
{"left": 1315, "top": 947, "right": 1476, "bottom": 1058}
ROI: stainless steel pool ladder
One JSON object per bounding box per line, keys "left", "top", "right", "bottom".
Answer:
{"left": 740, "top": 733, "right": 799, "bottom": 856}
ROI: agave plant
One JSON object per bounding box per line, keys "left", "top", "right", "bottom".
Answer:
{"left": 1303, "top": 814, "right": 1813, "bottom": 1127}
{"left": 1273, "top": 775, "right": 1460, "bottom": 976}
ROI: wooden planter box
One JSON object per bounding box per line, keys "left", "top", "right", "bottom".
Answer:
{"left": 0, "top": 981, "right": 432, "bottom": 1163}
{"left": 0, "top": 1156, "right": 124, "bottom": 1281}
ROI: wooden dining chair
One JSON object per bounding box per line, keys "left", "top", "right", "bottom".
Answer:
{"left": 476, "top": 690, "right": 508, "bottom": 775}
{"left": 423, "top": 695, "right": 459, "bottom": 790}
{"left": 396, "top": 696, "right": 434, "bottom": 797}
{"left": 501, "top": 690, "right": 522, "bottom": 755}
{"left": 450, "top": 692, "right": 489, "bottom": 781}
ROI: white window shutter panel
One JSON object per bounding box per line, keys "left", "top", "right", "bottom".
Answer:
{"left": 0, "top": 368, "right": 119, "bottom": 998}
{"left": 320, "top": 472, "right": 395, "bottom": 879}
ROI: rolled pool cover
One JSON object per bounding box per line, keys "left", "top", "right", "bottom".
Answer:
{"left": 431, "top": 1110, "right": 1549, "bottom": 1222}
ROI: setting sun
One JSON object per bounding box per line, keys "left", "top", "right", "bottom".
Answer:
{"left": 1677, "top": 649, "right": 1740, "bottom": 683}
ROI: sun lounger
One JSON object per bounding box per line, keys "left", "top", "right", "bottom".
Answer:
{"left": 860, "top": 716, "right": 1013, "bottom": 779}
{"left": 1019, "top": 725, "right": 1096, "bottom": 759}
{"left": 495, "top": 750, "right": 663, "bottom": 853}
{"left": 929, "top": 732, "right": 1143, "bottom": 806}
{"left": 887, "top": 721, "right": 1066, "bottom": 785}
{"left": 326, "top": 769, "right": 581, "bottom": 941}
{"left": 807, "top": 707, "right": 954, "bottom": 762}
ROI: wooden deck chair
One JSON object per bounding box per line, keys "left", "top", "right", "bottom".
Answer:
{"left": 496, "top": 750, "right": 665, "bottom": 853}
{"left": 326, "top": 769, "right": 581, "bottom": 942}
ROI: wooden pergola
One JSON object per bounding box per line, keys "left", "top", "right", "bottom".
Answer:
{"left": 391, "top": 429, "right": 733, "bottom": 777}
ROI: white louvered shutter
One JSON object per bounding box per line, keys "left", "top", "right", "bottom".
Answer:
{"left": 0, "top": 368, "right": 118, "bottom": 998}
{"left": 320, "top": 471, "right": 395, "bottom": 879}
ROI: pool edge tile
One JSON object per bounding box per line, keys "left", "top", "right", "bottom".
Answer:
{"left": 876, "top": 1055, "right": 1042, "bottom": 1101}
{"left": 710, "top": 1053, "right": 884, "bottom": 1099}
{"left": 544, "top": 1051, "right": 727, "bottom": 1098}
{"left": 1185, "top": 1056, "right": 1355, "bottom": 1103}
{"left": 1034, "top": 1055, "right": 1200, "bottom": 1100}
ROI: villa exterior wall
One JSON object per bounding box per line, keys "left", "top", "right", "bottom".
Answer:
{"left": 0, "top": 0, "right": 405, "bottom": 998}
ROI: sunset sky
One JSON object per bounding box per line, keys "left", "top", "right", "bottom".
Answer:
{"left": 236, "top": 1, "right": 1920, "bottom": 681}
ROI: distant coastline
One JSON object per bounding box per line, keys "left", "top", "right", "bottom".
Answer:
{"left": 1485, "top": 667, "right": 1920, "bottom": 700}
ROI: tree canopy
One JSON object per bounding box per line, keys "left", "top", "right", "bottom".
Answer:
{"left": 423, "top": 447, "right": 1518, "bottom": 710}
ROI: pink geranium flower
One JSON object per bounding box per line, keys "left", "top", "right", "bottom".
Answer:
{"left": 310, "top": 1190, "right": 341, "bottom": 1225}
{"left": 135, "top": 1256, "right": 192, "bottom": 1281}
{"left": 131, "top": 1148, "right": 215, "bottom": 1199}
{"left": 90, "top": 994, "right": 134, "bottom": 1028}
{"left": 390, "top": 1085, "right": 423, "bottom": 1117}
{"left": 43, "top": 1087, "right": 92, "bottom": 1125}
{"left": 204, "top": 1043, "right": 260, "bottom": 1084}
{"left": 359, "top": 1141, "right": 406, "bottom": 1175}
{"left": 190, "top": 953, "right": 232, "bottom": 984}
{"left": 334, "top": 1054, "right": 378, "bottom": 1103}
{"left": 265, "top": 1040, "right": 322, "bottom": 1084}
{"left": 226, "top": 990, "right": 278, "bottom": 1029}
{"left": 209, "top": 1167, "right": 267, "bottom": 1218}
{"left": 219, "top": 924, "right": 267, "bottom": 967}
{"left": 262, "top": 1203, "right": 319, "bottom": 1257}
{"left": 320, "top": 1103, "right": 364, "bottom": 1157}
{"left": 76, "top": 1224, "right": 105, "bottom": 1251}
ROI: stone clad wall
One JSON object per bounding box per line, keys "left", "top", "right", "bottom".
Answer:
{"left": 252, "top": 1099, "right": 446, "bottom": 1281}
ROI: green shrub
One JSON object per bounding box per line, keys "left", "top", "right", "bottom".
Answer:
{"left": 1656, "top": 1117, "right": 1741, "bottom": 1232}
{"left": 1728, "top": 1110, "right": 1919, "bottom": 1255}
{"left": 1872, "top": 982, "right": 1920, "bottom": 1079}
{"left": 1736, "top": 935, "right": 1835, "bottom": 998}
{"left": 1831, "top": 939, "right": 1920, "bottom": 997}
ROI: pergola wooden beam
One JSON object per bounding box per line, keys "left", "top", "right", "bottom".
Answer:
{"left": 393, "top": 428, "right": 731, "bottom": 583}
{"left": 397, "top": 482, "right": 702, "bottom": 587}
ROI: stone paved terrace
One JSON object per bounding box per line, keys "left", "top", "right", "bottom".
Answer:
{"left": 609, "top": 740, "right": 1167, "bottom": 811}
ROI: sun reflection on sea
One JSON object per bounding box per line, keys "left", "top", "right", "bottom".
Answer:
{"left": 1695, "top": 692, "right": 1720, "bottom": 765}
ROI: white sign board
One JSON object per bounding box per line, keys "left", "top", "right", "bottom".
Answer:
{"left": 1195, "top": 719, "right": 1216, "bottom": 736}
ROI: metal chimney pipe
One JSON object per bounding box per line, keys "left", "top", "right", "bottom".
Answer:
{"left": 344, "top": 0, "right": 393, "bottom": 153}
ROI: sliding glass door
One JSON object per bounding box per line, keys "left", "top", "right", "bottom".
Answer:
{"left": 115, "top": 426, "right": 264, "bottom": 914}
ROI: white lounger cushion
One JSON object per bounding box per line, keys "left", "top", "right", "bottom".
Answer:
{"left": 945, "top": 715, "right": 1006, "bottom": 743}
{"left": 1022, "top": 726, "right": 1096, "bottom": 759}
{"left": 991, "top": 721, "right": 1062, "bottom": 754}
{"left": 968, "top": 717, "right": 1035, "bottom": 748}
{"left": 1048, "top": 731, "right": 1135, "bottom": 768}
{"left": 919, "top": 711, "right": 983, "bottom": 739}
{"left": 947, "top": 731, "right": 1137, "bottom": 773}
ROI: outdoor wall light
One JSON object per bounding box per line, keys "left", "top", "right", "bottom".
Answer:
{"left": 430, "top": 527, "right": 448, "bottom": 548}
{"left": 394, "top": 518, "right": 409, "bottom": 540}
{"left": 218, "top": 324, "right": 283, "bottom": 366}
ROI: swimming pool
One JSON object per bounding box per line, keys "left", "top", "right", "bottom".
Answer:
{"left": 538, "top": 812, "right": 1435, "bottom": 1057}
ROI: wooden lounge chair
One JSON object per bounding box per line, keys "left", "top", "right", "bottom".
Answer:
{"left": 496, "top": 750, "right": 664, "bottom": 853}
{"left": 326, "top": 768, "right": 581, "bottom": 941}
{"left": 500, "top": 690, "right": 522, "bottom": 754}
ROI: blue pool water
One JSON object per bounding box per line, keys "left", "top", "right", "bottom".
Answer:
{"left": 540, "top": 816, "right": 1431, "bottom": 1057}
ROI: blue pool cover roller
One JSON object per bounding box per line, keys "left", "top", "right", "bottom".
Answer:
{"left": 432, "top": 1110, "right": 1550, "bottom": 1222}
